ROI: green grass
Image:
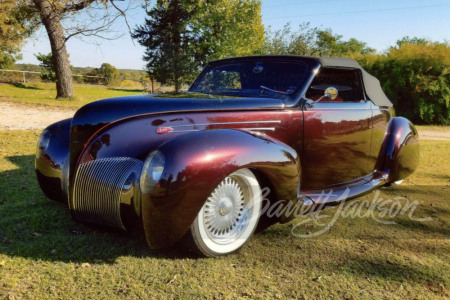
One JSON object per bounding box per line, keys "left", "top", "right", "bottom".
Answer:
{"left": 416, "top": 125, "right": 450, "bottom": 132}
{"left": 0, "top": 129, "right": 448, "bottom": 298}
{"left": 0, "top": 82, "right": 142, "bottom": 109}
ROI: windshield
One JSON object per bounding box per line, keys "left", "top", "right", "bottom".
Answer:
{"left": 189, "top": 60, "right": 310, "bottom": 99}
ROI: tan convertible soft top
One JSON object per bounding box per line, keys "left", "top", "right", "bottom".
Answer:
{"left": 318, "top": 57, "right": 393, "bottom": 107}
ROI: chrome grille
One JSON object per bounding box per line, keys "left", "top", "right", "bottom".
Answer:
{"left": 73, "top": 157, "right": 143, "bottom": 230}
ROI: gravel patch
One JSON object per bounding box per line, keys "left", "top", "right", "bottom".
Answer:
{"left": 0, "top": 101, "right": 75, "bottom": 130}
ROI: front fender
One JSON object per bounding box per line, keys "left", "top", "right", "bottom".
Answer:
{"left": 142, "top": 129, "right": 300, "bottom": 248}
{"left": 374, "top": 117, "right": 420, "bottom": 183}
{"left": 35, "top": 118, "right": 71, "bottom": 202}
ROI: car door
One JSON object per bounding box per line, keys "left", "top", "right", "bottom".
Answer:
{"left": 301, "top": 67, "right": 373, "bottom": 189}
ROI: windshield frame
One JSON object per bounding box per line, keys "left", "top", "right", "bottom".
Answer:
{"left": 189, "top": 56, "right": 318, "bottom": 106}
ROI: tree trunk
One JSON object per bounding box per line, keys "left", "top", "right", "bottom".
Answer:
{"left": 33, "top": 0, "right": 73, "bottom": 99}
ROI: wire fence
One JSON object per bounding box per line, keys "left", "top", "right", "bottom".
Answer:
{"left": 0, "top": 69, "right": 161, "bottom": 93}
{"left": 0, "top": 69, "right": 104, "bottom": 84}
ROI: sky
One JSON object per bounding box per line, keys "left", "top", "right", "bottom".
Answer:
{"left": 17, "top": 0, "right": 450, "bottom": 70}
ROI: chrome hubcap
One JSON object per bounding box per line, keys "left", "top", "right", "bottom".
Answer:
{"left": 203, "top": 177, "right": 246, "bottom": 238}
{"left": 218, "top": 197, "right": 233, "bottom": 216}
{"left": 197, "top": 168, "right": 262, "bottom": 254}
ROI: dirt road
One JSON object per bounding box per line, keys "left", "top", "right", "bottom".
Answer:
{"left": 0, "top": 101, "right": 448, "bottom": 140}
{"left": 0, "top": 101, "right": 75, "bottom": 131}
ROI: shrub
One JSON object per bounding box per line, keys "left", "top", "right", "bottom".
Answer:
{"left": 119, "top": 80, "right": 140, "bottom": 89}
{"left": 358, "top": 40, "right": 449, "bottom": 125}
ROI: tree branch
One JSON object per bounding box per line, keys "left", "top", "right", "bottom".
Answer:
{"left": 110, "top": 0, "right": 131, "bottom": 32}
{"left": 64, "top": 12, "right": 123, "bottom": 42}
{"left": 63, "top": 0, "right": 98, "bottom": 13}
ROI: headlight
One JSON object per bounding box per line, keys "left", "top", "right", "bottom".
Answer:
{"left": 140, "top": 150, "right": 165, "bottom": 194}
{"left": 36, "top": 129, "right": 51, "bottom": 158}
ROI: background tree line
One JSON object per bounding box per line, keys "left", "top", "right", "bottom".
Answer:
{"left": 1, "top": 0, "right": 448, "bottom": 124}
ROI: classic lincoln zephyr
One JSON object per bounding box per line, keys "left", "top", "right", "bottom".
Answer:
{"left": 35, "top": 56, "right": 419, "bottom": 257}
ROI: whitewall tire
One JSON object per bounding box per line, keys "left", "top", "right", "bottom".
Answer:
{"left": 185, "top": 168, "right": 262, "bottom": 257}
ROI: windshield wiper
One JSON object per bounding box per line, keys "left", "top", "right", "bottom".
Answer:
{"left": 260, "top": 85, "right": 286, "bottom": 96}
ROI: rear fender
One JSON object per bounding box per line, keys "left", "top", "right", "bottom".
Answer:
{"left": 374, "top": 117, "right": 420, "bottom": 183}
{"left": 142, "top": 129, "right": 300, "bottom": 248}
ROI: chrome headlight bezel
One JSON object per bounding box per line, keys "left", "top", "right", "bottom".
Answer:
{"left": 140, "top": 150, "right": 165, "bottom": 194}
{"left": 36, "top": 129, "right": 51, "bottom": 158}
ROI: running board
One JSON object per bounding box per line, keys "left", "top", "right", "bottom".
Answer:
{"left": 301, "top": 172, "right": 388, "bottom": 210}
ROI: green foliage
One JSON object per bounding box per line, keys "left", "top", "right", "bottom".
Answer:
{"left": 260, "top": 23, "right": 374, "bottom": 57}
{"left": 0, "top": 0, "right": 35, "bottom": 68}
{"left": 313, "top": 29, "right": 375, "bottom": 57}
{"left": 132, "top": 0, "right": 198, "bottom": 92}
{"left": 359, "top": 39, "right": 450, "bottom": 125}
{"left": 84, "top": 63, "right": 120, "bottom": 86}
{"left": 35, "top": 53, "right": 56, "bottom": 82}
{"left": 396, "top": 36, "right": 428, "bottom": 47}
{"left": 197, "top": 0, "right": 264, "bottom": 60}
{"left": 133, "top": 0, "right": 264, "bottom": 92}
{"left": 259, "top": 23, "right": 317, "bottom": 55}
{"left": 99, "top": 63, "right": 119, "bottom": 85}
{"left": 0, "top": 52, "right": 18, "bottom": 69}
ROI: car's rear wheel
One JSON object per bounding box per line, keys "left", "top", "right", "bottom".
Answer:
{"left": 184, "top": 168, "right": 262, "bottom": 257}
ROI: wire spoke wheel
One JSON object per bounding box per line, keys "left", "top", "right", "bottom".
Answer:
{"left": 187, "top": 168, "right": 262, "bottom": 257}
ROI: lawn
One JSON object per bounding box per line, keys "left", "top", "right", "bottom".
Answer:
{"left": 0, "top": 82, "right": 142, "bottom": 109}
{"left": 0, "top": 129, "right": 448, "bottom": 299}
{"left": 416, "top": 125, "right": 450, "bottom": 132}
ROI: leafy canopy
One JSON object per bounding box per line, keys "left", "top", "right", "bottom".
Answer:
{"left": 0, "top": 0, "right": 36, "bottom": 68}
{"left": 133, "top": 0, "right": 264, "bottom": 92}
{"left": 260, "top": 23, "right": 375, "bottom": 58}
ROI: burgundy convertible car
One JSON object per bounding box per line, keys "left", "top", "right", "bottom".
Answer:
{"left": 35, "top": 56, "right": 419, "bottom": 257}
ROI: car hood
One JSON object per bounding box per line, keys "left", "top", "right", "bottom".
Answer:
{"left": 72, "top": 93, "right": 284, "bottom": 132}
{"left": 70, "top": 93, "right": 284, "bottom": 144}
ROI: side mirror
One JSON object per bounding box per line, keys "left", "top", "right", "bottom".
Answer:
{"left": 324, "top": 87, "right": 338, "bottom": 100}
{"left": 315, "top": 86, "right": 338, "bottom": 103}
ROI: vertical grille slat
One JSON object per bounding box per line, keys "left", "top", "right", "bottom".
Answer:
{"left": 73, "top": 157, "right": 143, "bottom": 230}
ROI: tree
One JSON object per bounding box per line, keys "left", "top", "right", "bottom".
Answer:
{"left": 83, "top": 68, "right": 102, "bottom": 85}
{"left": 84, "top": 63, "right": 119, "bottom": 85}
{"left": 133, "top": 0, "right": 203, "bottom": 92}
{"left": 313, "top": 29, "right": 375, "bottom": 57}
{"left": 395, "top": 36, "right": 428, "bottom": 47}
{"left": 260, "top": 23, "right": 317, "bottom": 55}
{"left": 133, "top": 0, "right": 264, "bottom": 93}
{"left": 98, "top": 63, "right": 119, "bottom": 85}
{"left": 0, "top": 0, "right": 36, "bottom": 69}
{"left": 260, "top": 23, "right": 375, "bottom": 58}
{"left": 196, "top": 0, "right": 264, "bottom": 60}
{"left": 35, "top": 52, "right": 56, "bottom": 82}
{"left": 31, "top": 0, "right": 134, "bottom": 98}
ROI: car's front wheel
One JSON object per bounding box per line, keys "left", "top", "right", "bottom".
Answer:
{"left": 184, "top": 168, "right": 262, "bottom": 257}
